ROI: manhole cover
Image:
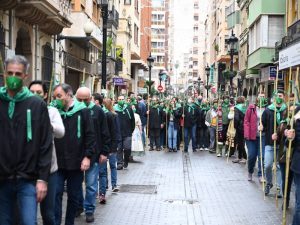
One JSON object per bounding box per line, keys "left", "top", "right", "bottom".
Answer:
{"left": 119, "top": 184, "right": 157, "bottom": 194}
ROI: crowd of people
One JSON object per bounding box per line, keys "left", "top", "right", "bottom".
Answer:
{"left": 0, "top": 55, "right": 299, "bottom": 225}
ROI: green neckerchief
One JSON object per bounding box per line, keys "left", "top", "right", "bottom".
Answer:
{"left": 187, "top": 103, "right": 195, "bottom": 114}
{"left": 235, "top": 103, "right": 247, "bottom": 114}
{"left": 58, "top": 99, "right": 86, "bottom": 118}
{"left": 113, "top": 104, "right": 132, "bottom": 119}
{"left": 0, "top": 87, "right": 34, "bottom": 119}
{"left": 87, "top": 102, "right": 95, "bottom": 109}
{"left": 268, "top": 103, "right": 287, "bottom": 125}
{"left": 201, "top": 104, "right": 210, "bottom": 111}
{"left": 102, "top": 105, "right": 109, "bottom": 113}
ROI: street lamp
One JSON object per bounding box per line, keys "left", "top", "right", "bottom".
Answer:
{"left": 100, "top": 0, "right": 109, "bottom": 90}
{"left": 225, "top": 30, "right": 238, "bottom": 97}
{"left": 205, "top": 64, "right": 210, "bottom": 98}
{"left": 147, "top": 54, "right": 155, "bottom": 96}
{"left": 57, "top": 20, "right": 94, "bottom": 42}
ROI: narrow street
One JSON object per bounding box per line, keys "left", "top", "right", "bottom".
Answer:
{"left": 74, "top": 149, "right": 293, "bottom": 225}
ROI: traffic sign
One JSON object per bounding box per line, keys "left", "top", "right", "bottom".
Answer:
{"left": 157, "top": 85, "right": 163, "bottom": 92}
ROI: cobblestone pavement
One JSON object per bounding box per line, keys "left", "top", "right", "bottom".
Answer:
{"left": 73, "top": 149, "right": 294, "bottom": 225}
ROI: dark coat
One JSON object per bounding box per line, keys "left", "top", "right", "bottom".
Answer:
{"left": 115, "top": 106, "right": 135, "bottom": 138}
{"left": 291, "top": 107, "right": 300, "bottom": 174}
{"left": 234, "top": 107, "right": 245, "bottom": 138}
{"left": 105, "top": 111, "right": 121, "bottom": 153}
{"left": 149, "top": 106, "right": 163, "bottom": 129}
{"left": 0, "top": 96, "right": 52, "bottom": 182}
{"left": 55, "top": 108, "right": 96, "bottom": 170}
{"left": 184, "top": 104, "right": 199, "bottom": 128}
{"left": 90, "top": 105, "right": 110, "bottom": 159}
{"left": 198, "top": 109, "right": 209, "bottom": 128}
{"left": 137, "top": 101, "right": 147, "bottom": 126}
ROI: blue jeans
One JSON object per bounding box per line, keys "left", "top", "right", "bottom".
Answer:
{"left": 264, "top": 145, "right": 282, "bottom": 188}
{"left": 0, "top": 178, "right": 37, "bottom": 225}
{"left": 293, "top": 173, "right": 300, "bottom": 225}
{"left": 168, "top": 122, "right": 177, "bottom": 149}
{"left": 209, "top": 127, "right": 216, "bottom": 150}
{"left": 99, "top": 153, "right": 118, "bottom": 195}
{"left": 245, "top": 136, "right": 265, "bottom": 176}
{"left": 41, "top": 172, "right": 58, "bottom": 225}
{"left": 184, "top": 124, "right": 197, "bottom": 151}
{"left": 55, "top": 169, "right": 83, "bottom": 225}
{"left": 141, "top": 125, "right": 146, "bottom": 147}
{"left": 83, "top": 162, "right": 99, "bottom": 215}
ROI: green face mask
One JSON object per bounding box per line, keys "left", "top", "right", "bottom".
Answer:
{"left": 133, "top": 108, "right": 136, "bottom": 113}
{"left": 213, "top": 104, "right": 218, "bottom": 109}
{"left": 84, "top": 101, "right": 89, "bottom": 107}
{"left": 6, "top": 76, "right": 23, "bottom": 91}
{"left": 276, "top": 97, "right": 283, "bottom": 105}
{"left": 52, "top": 99, "right": 64, "bottom": 110}
{"left": 224, "top": 99, "right": 229, "bottom": 104}
{"left": 118, "top": 100, "right": 125, "bottom": 107}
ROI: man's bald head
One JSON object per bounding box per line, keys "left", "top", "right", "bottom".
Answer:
{"left": 76, "top": 87, "right": 92, "bottom": 105}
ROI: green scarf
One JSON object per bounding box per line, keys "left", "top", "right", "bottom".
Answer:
{"left": 201, "top": 104, "right": 210, "bottom": 111}
{"left": 87, "top": 102, "right": 95, "bottom": 109}
{"left": 114, "top": 104, "right": 132, "bottom": 119}
{"left": 57, "top": 99, "right": 86, "bottom": 118}
{"left": 187, "top": 103, "right": 195, "bottom": 114}
{"left": 268, "top": 103, "right": 287, "bottom": 125}
{"left": 102, "top": 105, "right": 109, "bottom": 113}
{"left": 235, "top": 103, "right": 247, "bottom": 114}
{"left": 0, "top": 87, "right": 34, "bottom": 119}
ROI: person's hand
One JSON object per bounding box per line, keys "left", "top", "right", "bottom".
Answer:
{"left": 99, "top": 154, "right": 107, "bottom": 164}
{"left": 36, "top": 180, "right": 47, "bottom": 203}
{"left": 81, "top": 157, "right": 90, "bottom": 171}
{"left": 161, "top": 124, "right": 164, "bottom": 129}
{"left": 287, "top": 129, "right": 295, "bottom": 140}
{"left": 258, "top": 124, "right": 264, "bottom": 131}
{"left": 272, "top": 133, "right": 278, "bottom": 141}
{"left": 146, "top": 111, "right": 149, "bottom": 115}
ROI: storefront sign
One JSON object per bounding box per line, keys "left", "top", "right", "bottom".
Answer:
{"left": 260, "top": 66, "right": 283, "bottom": 82}
{"left": 113, "top": 77, "right": 124, "bottom": 86}
{"left": 279, "top": 41, "right": 300, "bottom": 70}
{"left": 137, "top": 87, "right": 147, "bottom": 94}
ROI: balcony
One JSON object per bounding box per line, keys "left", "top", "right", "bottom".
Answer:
{"left": 108, "top": 6, "right": 119, "bottom": 29}
{"left": 287, "top": 19, "right": 300, "bottom": 46}
{"left": 12, "top": 0, "right": 72, "bottom": 35}
{"left": 247, "top": 47, "right": 275, "bottom": 69}
{"left": 64, "top": 52, "right": 96, "bottom": 75}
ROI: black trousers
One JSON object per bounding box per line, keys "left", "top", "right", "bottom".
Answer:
{"left": 117, "top": 136, "right": 132, "bottom": 166}
{"left": 197, "top": 127, "right": 209, "bottom": 148}
{"left": 236, "top": 134, "right": 247, "bottom": 159}
{"left": 150, "top": 128, "right": 160, "bottom": 148}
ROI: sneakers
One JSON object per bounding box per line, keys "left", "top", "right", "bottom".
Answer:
{"left": 193, "top": 149, "right": 197, "bottom": 152}
{"left": 156, "top": 147, "right": 161, "bottom": 151}
{"left": 112, "top": 185, "right": 119, "bottom": 192}
{"left": 123, "top": 162, "right": 128, "bottom": 169}
{"left": 258, "top": 176, "right": 265, "bottom": 183}
{"left": 168, "top": 148, "right": 173, "bottom": 152}
{"left": 217, "top": 153, "right": 221, "bottom": 157}
{"left": 99, "top": 194, "right": 106, "bottom": 204}
{"left": 239, "top": 159, "right": 247, "bottom": 164}
{"left": 173, "top": 148, "right": 177, "bottom": 152}
{"left": 264, "top": 183, "right": 273, "bottom": 196}
{"left": 277, "top": 188, "right": 282, "bottom": 198}
{"left": 232, "top": 159, "right": 240, "bottom": 163}
{"left": 86, "top": 214, "right": 95, "bottom": 223}
{"left": 117, "top": 165, "right": 123, "bottom": 170}
{"left": 247, "top": 173, "right": 253, "bottom": 181}
{"left": 149, "top": 147, "right": 154, "bottom": 151}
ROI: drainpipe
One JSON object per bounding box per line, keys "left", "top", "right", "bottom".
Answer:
{"left": 34, "top": 25, "right": 38, "bottom": 80}
{"left": 53, "top": 35, "right": 56, "bottom": 78}
{"left": 8, "top": 10, "right": 12, "bottom": 49}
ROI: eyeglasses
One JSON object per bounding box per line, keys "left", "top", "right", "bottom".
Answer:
{"left": 6, "top": 71, "right": 23, "bottom": 77}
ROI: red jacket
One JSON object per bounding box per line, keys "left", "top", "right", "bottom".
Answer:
{"left": 244, "top": 104, "right": 257, "bottom": 140}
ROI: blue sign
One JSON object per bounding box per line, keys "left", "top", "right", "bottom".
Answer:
{"left": 269, "top": 66, "right": 283, "bottom": 80}
{"left": 113, "top": 77, "right": 124, "bottom": 86}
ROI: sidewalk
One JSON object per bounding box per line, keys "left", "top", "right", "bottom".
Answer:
{"left": 73, "top": 149, "right": 293, "bottom": 225}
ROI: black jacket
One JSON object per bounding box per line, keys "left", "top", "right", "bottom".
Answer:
{"left": 105, "top": 111, "right": 121, "bottom": 153}
{"left": 55, "top": 107, "right": 96, "bottom": 170}
{"left": 149, "top": 106, "right": 163, "bottom": 129}
{"left": 184, "top": 104, "right": 199, "bottom": 128}
{"left": 166, "top": 107, "right": 182, "bottom": 130}
{"left": 116, "top": 106, "right": 135, "bottom": 138}
{"left": 198, "top": 109, "right": 209, "bottom": 128}
{"left": 262, "top": 107, "right": 285, "bottom": 146}
{"left": 90, "top": 105, "right": 110, "bottom": 160}
{"left": 234, "top": 107, "right": 245, "bottom": 137}
{"left": 0, "top": 96, "right": 52, "bottom": 182}
{"left": 291, "top": 107, "right": 300, "bottom": 174}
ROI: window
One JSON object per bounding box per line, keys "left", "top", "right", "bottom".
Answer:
{"left": 194, "top": 3, "right": 199, "bottom": 9}
{"left": 124, "top": 0, "right": 131, "bottom": 5}
{"left": 194, "top": 15, "right": 199, "bottom": 21}
{"left": 268, "top": 16, "right": 284, "bottom": 46}
{"left": 193, "top": 37, "right": 198, "bottom": 43}
{"left": 134, "top": 0, "right": 139, "bottom": 13}
{"left": 134, "top": 24, "right": 139, "bottom": 45}
{"left": 92, "top": 0, "right": 97, "bottom": 21}
{"left": 42, "top": 43, "right": 53, "bottom": 85}
{"left": 193, "top": 61, "right": 198, "bottom": 66}
{"left": 249, "top": 15, "right": 284, "bottom": 54}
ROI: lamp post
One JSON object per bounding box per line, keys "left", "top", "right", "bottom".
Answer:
{"left": 205, "top": 64, "right": 210, "bottom": 99}
{"left": 100, "top": 0, "right": 109, "bottom": 90}
{"left": 147, "top": 54, "right": 155, "bottom": 97}
{"left": 225, "top": 30, "right": 238, "bottom": 97}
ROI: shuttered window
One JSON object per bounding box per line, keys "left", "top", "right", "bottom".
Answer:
{"left": 268, "top": 16, "right": 284, "bottom": 47}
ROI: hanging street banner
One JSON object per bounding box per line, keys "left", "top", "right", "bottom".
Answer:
{"left": 137, "top": 87, "right": 148, "bottom": 94}
{"left": 113, "top": 77, "right": 124, "bottom": 86}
